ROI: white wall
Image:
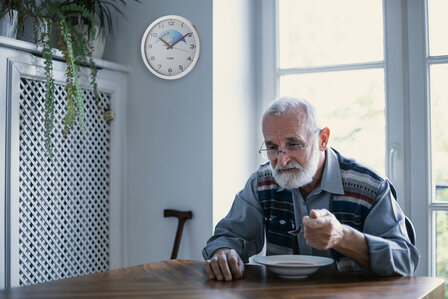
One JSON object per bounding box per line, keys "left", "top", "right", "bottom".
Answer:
{"left": 213, "top": 0, "right": 258, "bottom": 227}
{"left": 104, "top": 0, "right": 213, "bottom": 265}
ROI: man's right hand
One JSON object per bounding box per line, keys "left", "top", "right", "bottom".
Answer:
{"left": 204, "top": 248, "right": 245, "bottom": 281}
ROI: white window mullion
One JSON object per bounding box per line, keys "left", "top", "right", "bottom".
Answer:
{"left": 260, "top": 0, "right": 278, "bottom": 114}
{"left": 428, "top": 55, "right": 448, "bottom": 64}
{"left": 407, "top": 0, "right": 431, "bottom": 277}
{"left": 278, "top": 61, "right": 385, "bottom": 75}
{"left": 266, "top": 0, "right": 436, "bottom": 278}
{"left": 383, "top": 0, "right": 407, "bottom": 211}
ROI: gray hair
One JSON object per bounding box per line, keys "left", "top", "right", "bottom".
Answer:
{"left": 262, "top": 96, "right": 320, "bottom": 132}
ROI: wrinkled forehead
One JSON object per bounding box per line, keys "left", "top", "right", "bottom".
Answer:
{"left": 262, "top": 110, "right": 310, "bottom": 141}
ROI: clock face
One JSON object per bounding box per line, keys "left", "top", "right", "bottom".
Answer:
{"left": 141, "top": 15, "right": 200, "bottom": 80}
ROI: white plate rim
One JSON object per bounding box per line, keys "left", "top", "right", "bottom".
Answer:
{"left": 253, "top": 255, "right": 334, "bottom": 268}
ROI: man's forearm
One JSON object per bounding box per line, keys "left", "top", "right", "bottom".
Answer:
{"left": 333, "top": 225, "right": 370, "bottom": 270}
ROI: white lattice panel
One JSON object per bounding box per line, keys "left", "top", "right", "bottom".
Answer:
{"left": 17, "top": 77, "right": 112, "bottom": 286}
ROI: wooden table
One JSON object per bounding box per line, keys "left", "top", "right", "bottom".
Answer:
{"left": 0, "top": 260, "right": 445, "bottom": 298}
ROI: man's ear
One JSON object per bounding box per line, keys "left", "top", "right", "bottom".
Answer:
{"left": 319, "top": 127, "right": 330, "bottom": 151}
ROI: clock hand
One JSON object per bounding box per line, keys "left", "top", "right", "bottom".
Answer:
{"left": 168, "top": 32, "right": 192, "bottom": 49}
{"left": 159, "top": 37, "right": 172, "bottom": 48}
{"left": 161, "top": 44, "right": 190, "bottom": 53}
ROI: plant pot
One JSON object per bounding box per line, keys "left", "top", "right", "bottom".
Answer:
{"left": 91, "top": 27, "right": 106, "bottom": 59}
{"left": 0, "top": 9, "right": 18, "bottom": 38}
{"left": 76, "top": 24, "right": 105, "bottom": 59}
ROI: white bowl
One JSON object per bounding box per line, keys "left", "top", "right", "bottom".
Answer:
{"left": 253, "top": 255, "right": 334, "bottom": 279}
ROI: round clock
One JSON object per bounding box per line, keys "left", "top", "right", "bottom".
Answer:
{"left": 141, "top": 15, "right": 201, "bottom": 80}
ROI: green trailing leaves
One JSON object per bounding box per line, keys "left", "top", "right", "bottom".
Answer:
{"left": 59, "top": 17, "right": 85, "bottom": 136}
{"left": 41, "top": 16, "right": 55, "bottom": 157}
{"left": 21, "top": 0, "right": 138, "bottom": 156}
{"left": 33, "top": 1, "right": 99, "bottom": 156}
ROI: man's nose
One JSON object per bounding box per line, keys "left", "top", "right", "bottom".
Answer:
{"left": 277, "top": 151, "right": 290, "bottom": 166}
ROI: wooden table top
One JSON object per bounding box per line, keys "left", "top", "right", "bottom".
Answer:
{"left": 0, "top": 259, "right": 445, "bottom": 298}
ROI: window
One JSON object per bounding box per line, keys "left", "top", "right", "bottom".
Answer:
{"left": 261, "top": 0, "right": 447, "bottom": 284}
{"left": 277, "top": 0, "right": 385, "bottom": 175}
{"left": 428, "top": 0, "right": 448, "bottom": 289}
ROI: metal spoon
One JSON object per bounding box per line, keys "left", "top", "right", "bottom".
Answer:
{"left": 288, "top": 215, "right": 316, "bottom": 236}
{"left": 288, "top": 224, "right": 304, "bottom": 236}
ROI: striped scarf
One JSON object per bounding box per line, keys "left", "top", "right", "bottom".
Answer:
{"left": 257, "top": 149, "right": 383, "bottom": 271}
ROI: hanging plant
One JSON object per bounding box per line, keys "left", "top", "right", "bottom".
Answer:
{"left": 4, "top": 0, "right": 139, "bottom": 156}
{"left": 32, "top": 0, "right": 99, "bottom": 157}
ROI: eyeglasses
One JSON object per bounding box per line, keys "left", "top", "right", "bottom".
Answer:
{"left": 259, "top": 130, "right": 320, "bottom": 160}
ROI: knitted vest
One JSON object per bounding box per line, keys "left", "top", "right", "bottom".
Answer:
{"left": 257, "top": 149, "right": 384, "bottom": 269}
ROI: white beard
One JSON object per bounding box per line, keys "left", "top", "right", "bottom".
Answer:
{"left": 272, "top": 140, "right": 321, "bottom": 190}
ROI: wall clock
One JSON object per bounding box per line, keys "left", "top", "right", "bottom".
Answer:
{"left": 141, "top": 15, "right": 201, "bottom": 80}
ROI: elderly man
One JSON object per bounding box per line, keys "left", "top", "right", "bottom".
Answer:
{"left": 203, "top": 96, "right": 419, "bottom": 281}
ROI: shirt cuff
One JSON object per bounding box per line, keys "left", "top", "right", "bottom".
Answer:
{"left": 364, "top": 233, "right": 404, "bottom": 276}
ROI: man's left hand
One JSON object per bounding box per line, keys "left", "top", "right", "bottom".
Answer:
{"left": 302, "top": 209, "right": 344, "bottom": 250}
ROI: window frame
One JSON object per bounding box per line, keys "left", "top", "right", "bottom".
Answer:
{"left": 410, "top": 0, "right": 448, "bottom": 277}
{"left": 260, "top": 0, "right": 445, "bottom": 276}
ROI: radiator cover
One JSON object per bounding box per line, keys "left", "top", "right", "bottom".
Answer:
{"left": 16, "top": 77, "right": 112, "bottom": 286}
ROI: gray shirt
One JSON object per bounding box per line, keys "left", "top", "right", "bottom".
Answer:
{"left": 202, "top": 148, "right": 420, "bottom": 276}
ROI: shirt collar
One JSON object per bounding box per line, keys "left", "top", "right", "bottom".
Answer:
{"left": 320, "top": 147, "right": 345, "bottom": 195}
